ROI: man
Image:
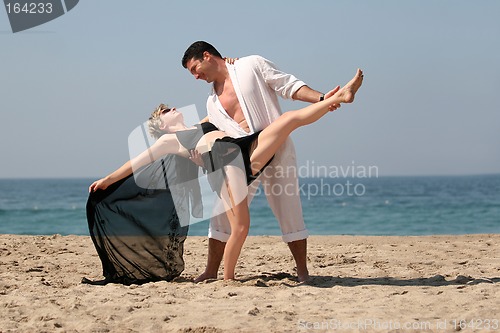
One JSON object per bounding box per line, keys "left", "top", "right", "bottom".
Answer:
{"left": 182, "top": 41, "right": 339, "bottom": 282}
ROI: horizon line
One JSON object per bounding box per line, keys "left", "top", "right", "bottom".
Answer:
{"left": 1, "top": 172, "right": 500, "bottom": 180}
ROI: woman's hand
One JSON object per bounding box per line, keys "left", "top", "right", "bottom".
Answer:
{"left": 224, "top": 57, "right": 238, "bottom": 65}
{"left": 89, "top": 177, "right": 112, "bottom": 193}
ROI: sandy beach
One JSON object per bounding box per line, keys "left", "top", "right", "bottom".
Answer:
{"left": 0, "top": 234, "right": 498, "bottom": 332}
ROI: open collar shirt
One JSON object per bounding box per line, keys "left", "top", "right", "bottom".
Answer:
{"left": 206, "top": 55, "right": 306, "bottom": 138}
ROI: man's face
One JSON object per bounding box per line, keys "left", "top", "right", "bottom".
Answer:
{"left": 186, "top": 53, "right": 213, "bottom": 83}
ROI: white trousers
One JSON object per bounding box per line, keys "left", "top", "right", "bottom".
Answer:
{"left": 208, "top": 138, "right": 308, "bottom": 243}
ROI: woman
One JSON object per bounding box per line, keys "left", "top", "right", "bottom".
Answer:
{"left": 90, "top": 69, "right": 363, "bottom": 280}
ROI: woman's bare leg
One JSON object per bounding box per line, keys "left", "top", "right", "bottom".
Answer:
{"left": 250, "top": 69, "right": 363, "bottom": 172}
{"left": 218, "top": 165, "right": 250, "bottom": 280}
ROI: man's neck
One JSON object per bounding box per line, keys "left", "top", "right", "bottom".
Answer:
{"left": 212, "top": 59, "right": 230, "bottom": 93}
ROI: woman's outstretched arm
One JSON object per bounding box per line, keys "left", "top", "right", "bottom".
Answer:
{"left": 89, "top": 133, "right": 184, "bottom": 192}
{"left": 88, "top": 160, "right": 133, "bottom": 192}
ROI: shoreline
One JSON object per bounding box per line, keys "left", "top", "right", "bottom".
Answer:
{"left": 1, "top": 234, "right": 499, "bottom": 332}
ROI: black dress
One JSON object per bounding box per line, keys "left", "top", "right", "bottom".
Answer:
{"left": 85, "top": 154, "right": 201, "bottom": 285}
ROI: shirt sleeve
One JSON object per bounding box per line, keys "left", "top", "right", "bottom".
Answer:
{"left": 254, "top": 55, "right": 306, "bottom": 100}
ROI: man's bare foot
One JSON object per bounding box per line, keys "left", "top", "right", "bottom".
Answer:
{"left": 297, "top": 269, "right": 310, "bottom": 283}
{"left": 288, "top": 239, "right": 309, "bottom": 282}
{"left": 337, "top": 68, "right": 364, "bottom": 103}
{"left": 194, "top": 271, "right": 217, "bottom": 283}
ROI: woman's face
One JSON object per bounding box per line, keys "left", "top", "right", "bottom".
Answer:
{"left": 159, "top": 107, "right": 183, "bottom": 131}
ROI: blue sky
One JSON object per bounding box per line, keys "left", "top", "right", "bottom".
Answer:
{"left": 1, "top": 1, "right": 499, "bottom": 178}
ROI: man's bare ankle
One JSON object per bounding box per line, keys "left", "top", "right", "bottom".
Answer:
{"left": 194, "top": 271, "right": 218, "bottom": 283}
{"left": 297, "top": 269, "right": 310, "bottom": 282}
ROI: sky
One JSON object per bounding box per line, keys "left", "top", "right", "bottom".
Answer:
{"left": 1, "top": 0, "right": 499, "bottom": 178}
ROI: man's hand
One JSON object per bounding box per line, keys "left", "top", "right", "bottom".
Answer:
{"left": 324, "top": 85, "right": 341, "bottom": 112}
{"left": 189, "top": 149, "right": 205, "bottom": 168}
{"left": 224, "top": 57, "right": 238, "bottom": 65}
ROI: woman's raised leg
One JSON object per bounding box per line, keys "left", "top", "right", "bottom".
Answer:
{"left": 249, "top": 69, "right": 363, "bottom": 173}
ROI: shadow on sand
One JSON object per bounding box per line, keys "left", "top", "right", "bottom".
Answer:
{"left": 237, "top": 272, "right": 500, "bottom": 288}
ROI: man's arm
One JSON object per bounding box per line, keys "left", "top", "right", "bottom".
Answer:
{"left": 257, "top": 56, "right": 338, "bottom": 109}
{"left": 292, "top": 85, "right": 323, "bottom": 103}
{"left": 293, "top": 84, "right": 341, "bottom": 112}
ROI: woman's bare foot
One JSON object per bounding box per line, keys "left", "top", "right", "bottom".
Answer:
{"left": 337, "top": 68, "right": 364, "bottom": 103}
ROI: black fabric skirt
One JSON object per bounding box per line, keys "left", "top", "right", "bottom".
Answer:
{"left": 85, "top": 155, "right": 197, "bottom": 285}
{"left": 201, "top": 132, "right": 274, "bottom": 196}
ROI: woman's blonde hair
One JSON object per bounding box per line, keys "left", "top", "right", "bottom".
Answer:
{"left": 148, "top": 103, "right": 169, "bottom": 139}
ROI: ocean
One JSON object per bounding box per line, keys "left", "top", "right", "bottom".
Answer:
{"left": 0, "top": 175, "right": 499, "bottom": 236}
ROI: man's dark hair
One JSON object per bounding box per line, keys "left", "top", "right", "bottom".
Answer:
{"left": 182, "top": 41, "right": 223, "bottom": 68}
